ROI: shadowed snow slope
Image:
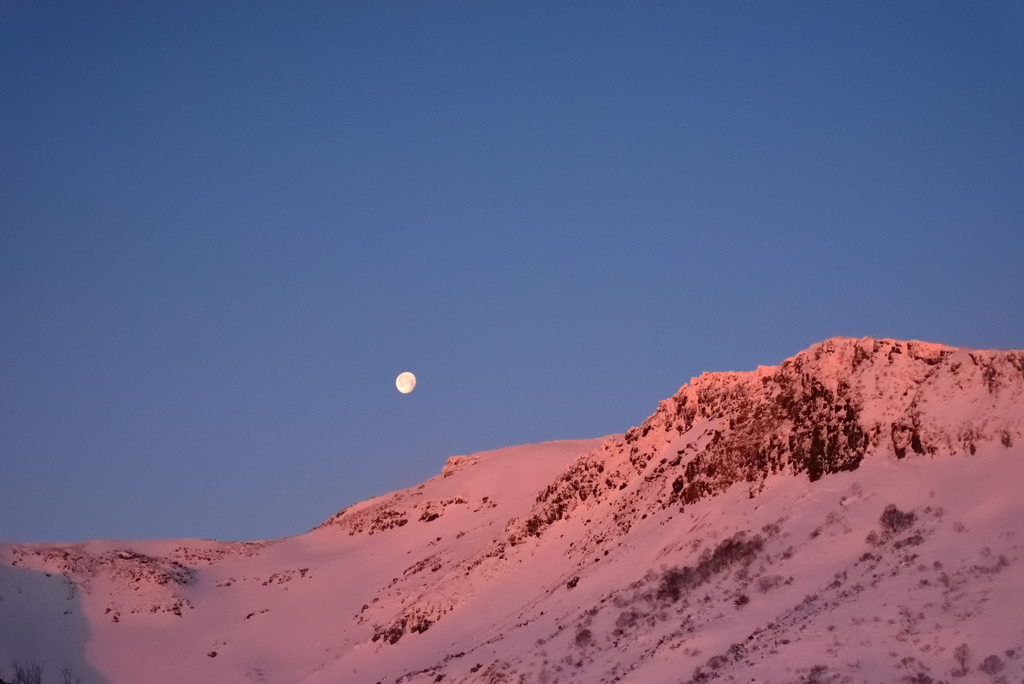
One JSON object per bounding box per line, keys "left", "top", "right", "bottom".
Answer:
{"left": 2, "top": 337, "right": 1023, "bottom": 684}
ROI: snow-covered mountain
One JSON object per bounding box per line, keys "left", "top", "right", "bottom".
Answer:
{"left": 2, "top": 337, "right": 1023, "bottom": 684}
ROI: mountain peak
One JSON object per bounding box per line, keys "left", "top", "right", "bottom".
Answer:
{"left": 2, "top": 337, "right": 1022, "bottom": 684}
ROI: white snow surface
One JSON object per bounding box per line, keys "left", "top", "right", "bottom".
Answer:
{"left": 2, "top": 337, "right": 1023, "bottom": 684}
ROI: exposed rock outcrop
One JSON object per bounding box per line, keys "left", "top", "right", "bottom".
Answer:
{"left": 518, "top": 337, "right": 1023, "bottom": 541}
{"left": 377, "top": 337, "right": 1023, "bottom": 644}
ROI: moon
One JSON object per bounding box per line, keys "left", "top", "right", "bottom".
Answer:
{"left": 396, "top": 372, "right": 416, "bottom": 394}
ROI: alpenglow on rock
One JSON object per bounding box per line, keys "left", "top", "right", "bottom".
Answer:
{"left": 2, "top": 336, "right": 1022, "bottom": 684}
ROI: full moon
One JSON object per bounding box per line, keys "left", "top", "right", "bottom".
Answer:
{"left": 396, "top": 372, "right": 416, "bottom": 394}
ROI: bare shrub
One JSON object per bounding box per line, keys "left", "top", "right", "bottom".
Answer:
{"left": 60, "top": 666, "right": 81, "bottom": 684}
{"left": 953, "top": 643, "right": 970, "bottom": 677}
{"left": 699, "top": 654, "right": 728, "bottom": 671}
{"left": 880, "top": 504, "right": 915, "bottom": 535}
{"left": 894, "top": 534, "right": 923, "bottom": 549}
{"left": 689, "top": 666, "right": 711, "bottom": 684}
{"left": 574, "top": 629, "right": 593, "bottom": 648}
{"left": 978, "top": 655, "right": 1004, "bottom": 675}
{"left": 802, "top": 665, "right": 831, "bottom": 684}
{"left": 656, "top": 532, "right": 763, "bottom": 604}
{"left": 11, "top": 661, "right": 43, "bottom": 684}
{"left": 614, "top": 610, "right": 639, "bottom": 632}
{"left": 903, "top": 674, "right": 933, "bottom": 684}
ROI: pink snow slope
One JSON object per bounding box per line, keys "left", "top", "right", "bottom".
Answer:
{"left": 1, "top": 337, "right": 1021, "bottom": 684}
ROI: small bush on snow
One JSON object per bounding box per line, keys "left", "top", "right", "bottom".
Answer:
{"left": 953, "top": 643, "right": 970, "bottom": 677}
{"left": 979, "top": 655, "right": 1004, "bottom": 675}
{"left": 880, "top": 504, "right": 916, "bottom": 536}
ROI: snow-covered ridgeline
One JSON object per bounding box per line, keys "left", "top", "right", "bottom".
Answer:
{"left": 1, "top": 336, "right": 1022, "bottom": 684}
{"left": 356, "top": 338, "right": 1024, "bottom": 650}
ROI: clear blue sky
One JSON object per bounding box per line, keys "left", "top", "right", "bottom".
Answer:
{"left": 2, "top": 2, "right": 1022, "bottom": 543}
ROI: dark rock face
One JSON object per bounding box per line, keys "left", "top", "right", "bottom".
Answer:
{"left": 638, "top": 339, "right": 1019, "bottom": 511}
{"left": 515, "top": 337, "right": 1023, "bottom": 542}
{"left": 374, "top": 337, "right": 1024, "bottom": 645}
{"left": 671, "top": 351, "right": 871, "bottom": 507}
{"left": 659, "top": 339, "right": 1021, "bottom": 508}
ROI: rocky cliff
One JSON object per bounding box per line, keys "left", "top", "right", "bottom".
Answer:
{"left": 368, "top": 337, "right": 1024, "bottom": 648}
{"left": 3, "top": 337, "right": 1022, "bottom": 684}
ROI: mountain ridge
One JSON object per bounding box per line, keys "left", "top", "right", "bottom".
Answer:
{"left": 2, "top": 336, "right": 1022, "bottom": 684}
{"left": 352, "top": 337, "right": 1023, "bottom": 653}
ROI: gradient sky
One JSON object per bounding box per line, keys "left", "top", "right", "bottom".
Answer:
{"left": 2, "top": 2, "right": 1022, "bottom": 543}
